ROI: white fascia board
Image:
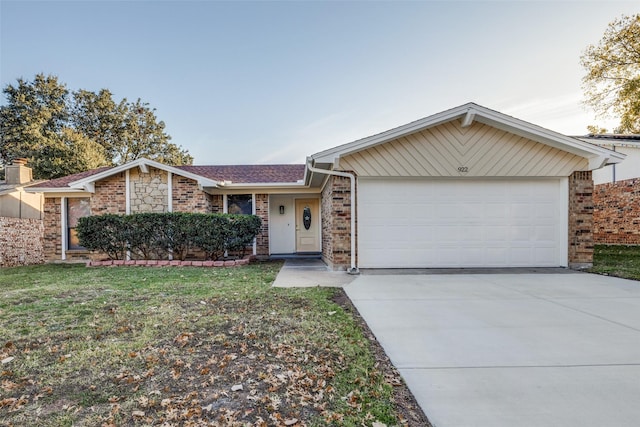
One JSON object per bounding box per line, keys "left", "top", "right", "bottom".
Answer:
{"left": 67, "top": 158, "right": 219, "bottom": 190}
{"left": 310, "top": 102, "right": 626, "bottom": 169}
{"left": 577, "top": 137, "right": 640, "bottom": 149}
{"left": 310, "top": 103, "right": 477, "bottom": 164}
{"left": 471, "top": 108, "right": 626, "bottom": 163}
{"left": 25, "top": 187, "right": 91, "bottom": 194}
{"left": 211, "top": 182, "right": 310, "bottom": 190}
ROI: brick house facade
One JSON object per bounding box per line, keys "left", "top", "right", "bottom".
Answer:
{"left": 27, "top": 103, "right": 625, "bottom": 270}
{"left": 320, "top": 175, "right": 353, "bottom": 269}
{"left": 568, "top": 171, "right": 595, "bottom": 268}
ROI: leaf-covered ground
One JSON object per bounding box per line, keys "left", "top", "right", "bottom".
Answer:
{"left": 0, "top": 262, "right": 430, "bottom": 426}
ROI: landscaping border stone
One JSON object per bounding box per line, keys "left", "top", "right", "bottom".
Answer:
{"left": 86, "top": 256, "right": 254, "bottom": 268}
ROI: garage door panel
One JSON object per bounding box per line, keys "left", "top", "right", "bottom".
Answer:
{"left": 358, "top": 179, "right": 566, "bottom": 268}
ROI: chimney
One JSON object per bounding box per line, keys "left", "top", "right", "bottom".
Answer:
{"left": 5, "top": 158, "right": 33, "bottom": 185}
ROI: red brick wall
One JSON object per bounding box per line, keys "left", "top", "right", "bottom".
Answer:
{"left": 255, "top": 194, "right": 269, "bottom": 256}
{"left": 593, "top": 178, "right": 640, "bottom": 245}
{"left": 172, "top": 175, "right": 213, "bottom": 213}
{"left": 321, "top": 175, "right": 352, "bottom": 270}
{"left": 91, "top": 174, "right": 126, "bottom": 215}
{"left": 568, "top": 171, "right": 594, "bottom": 268}
{"left": 43, "top": 197, "right": 62, "bottom": 261}
{"left": 0, "top": 217, "right": 44, "bottom": 267}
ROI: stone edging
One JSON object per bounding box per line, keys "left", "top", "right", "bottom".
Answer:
{"left": 86, "top": 258, "right": 251, "bottom": 268}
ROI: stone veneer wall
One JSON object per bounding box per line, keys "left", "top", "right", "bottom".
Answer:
{"left": 320, "top": 175, "right": 352, "bottom": 270}
{"left": 593, "top": 178, "right": 640, "bottom": 245}
{"left": 130, "top": 167, "right": 168, "bottom": 213}
{"left": 0, "top": 217, "right": 44, "bottom": 267}
{"left": 568, "top": 171, "right": 594, "bottom": 268}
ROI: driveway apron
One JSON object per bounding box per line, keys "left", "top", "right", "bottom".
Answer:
{"left": 345, "top": 272, "right": 640, "bottom": 427}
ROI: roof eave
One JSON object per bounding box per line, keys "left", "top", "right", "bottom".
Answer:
{"left": 310, "top": 102, "right": 627, "bottom": 169}
{"left": 25, "top": 187, "right": 92, "bottom": 194}
{"left": 206, "top": 182, "right": 309, "bottom": 190}
{"left": 67, "top": 158, "right": 219, "bottom": 191}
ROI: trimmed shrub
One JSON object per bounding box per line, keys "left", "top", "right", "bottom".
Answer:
{"left": 77, "top": 212, "right": 261, "bottom": 260}
{"left": 76, "top": 214, "right": 128, "bottom": 260}
{"left": 227, "top": 215, "right": 262, "bottom": 257}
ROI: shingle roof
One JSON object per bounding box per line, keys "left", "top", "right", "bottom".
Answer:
{"left": 33, "top": 166, "right": 113, "bottom": 188}
{"left": 175, "top": 165, "right": 305, "bottom": 184}
{"left": 33, "top": 164, "right": 306, "bottom": 189}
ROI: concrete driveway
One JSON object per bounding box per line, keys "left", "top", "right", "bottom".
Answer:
{"left": 344, "top": 271, "right": 640, "bottom": 427}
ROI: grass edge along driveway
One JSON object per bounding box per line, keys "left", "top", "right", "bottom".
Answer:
{"left": 0, "top": 262, "right": 419, "bottom": 427}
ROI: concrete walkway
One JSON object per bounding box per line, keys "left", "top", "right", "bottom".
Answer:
{"left": 271, "top": 258, "right": 357, "bottom": 288}
{"left": 345, "top": 272, "right": 640, "bottom": 427}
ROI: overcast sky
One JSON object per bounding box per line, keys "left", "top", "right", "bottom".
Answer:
{"left": 1, "top": 1, "right": 637, "bottom": 165}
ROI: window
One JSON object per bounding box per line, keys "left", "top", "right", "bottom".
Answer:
{"left": 67, "top": 198, "right": 91, "bottom": 250}
{"left": 227, "top": 194, "right": 253, "bottom": 215}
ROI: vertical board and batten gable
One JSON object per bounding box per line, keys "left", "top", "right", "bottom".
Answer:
{"left": 338, "top": 121, "right": 589, "bottom": 177}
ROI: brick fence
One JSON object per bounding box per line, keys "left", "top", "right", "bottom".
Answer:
{"left": 0, "top": 217, "right": 44, "bottom": 267}
{"left": 593, "top": 178, "right": 640, "bottom": 245}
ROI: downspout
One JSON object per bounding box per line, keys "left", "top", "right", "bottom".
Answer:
{"left": 306, "top": 159, "right": 359, "bottom": 275}
{"left": 613, "top": 146, "right": 616, "bottom": 183}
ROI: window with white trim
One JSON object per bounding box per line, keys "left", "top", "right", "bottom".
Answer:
{"left": 67, "top": 198, "right": 91, "bottom": 250}
{"left": 227, "top": 194, "right": 253, "bottom": 215}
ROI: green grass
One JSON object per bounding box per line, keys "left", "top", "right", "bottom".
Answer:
{"left": 0, "top": 262, "right": 400, "bottom": 426}
{"left": 590, "top": 244, "right": 640, "bottom": 281}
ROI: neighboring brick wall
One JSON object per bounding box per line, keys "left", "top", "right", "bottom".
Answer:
{"left": 593, "top": 178, "right": 640, "bottom": 245}
{"left": 0, "top": 217, "right": 44, "bottom": 267}
{"left": 172, "top": 175, "right": 213, "bottom": 213}
{"left": 130, "top": 167, "right": 168, "bottom": 213}
{"left": 255, "top": 194, "right": 269, "bottom": 256}
{"left": 321, "top": 175, "right": 352, "bottom": 270}
{"left": 91, "top": 173, "right": 126, "bottom": 215}
{"left": 568, "top": 171, "right": 594, "bottom": 268}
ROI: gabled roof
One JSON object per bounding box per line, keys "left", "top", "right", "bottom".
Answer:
{"left": 27, "top": 158, "right": 307, "bottom": 192}
{"left": 30, "top": 166, "right": 113, "bottom": 189}
{"left": 310, "top": 102, "right": 626, "bottom": 170}
{"left": 176, "top": 164, "right": 305, "bottom": 184}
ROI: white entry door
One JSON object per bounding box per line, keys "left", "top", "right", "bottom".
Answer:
{"left": 357, "top": 178, "right": 567, "bottom": 268}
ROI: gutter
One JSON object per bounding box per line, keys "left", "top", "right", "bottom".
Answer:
{"left": 306, "top": 158, "right": 359, "bottom": 275}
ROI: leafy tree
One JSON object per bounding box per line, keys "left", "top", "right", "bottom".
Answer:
{"left": 0, "top": 75, "right": 82, "bottom": 178}
{"left": 581, "top": 13, "right": 640, "bottom": 133}
{"left": 71, "top": 89, "right": 127, "bottom": 163}
{"left": 71, "top": 90, "right": 193, "bottom": 165}
{"left": 1, "top": 74, "right": 193, "bottom": 179}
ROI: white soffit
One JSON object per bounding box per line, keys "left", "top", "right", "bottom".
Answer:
{"left": 310, "top": 102, "right": 625, "bottom": 170}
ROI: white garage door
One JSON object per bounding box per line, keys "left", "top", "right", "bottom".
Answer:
{"left": 358, "top": 178, "right": 567, "bottom": 268}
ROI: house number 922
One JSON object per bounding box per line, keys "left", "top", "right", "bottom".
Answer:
{"left": 457, "top": 166, "right": 469, "bottom": 173}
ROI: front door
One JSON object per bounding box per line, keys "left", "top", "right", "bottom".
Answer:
{"left": 295, "top": 199, "right": 320, "bottom": 253}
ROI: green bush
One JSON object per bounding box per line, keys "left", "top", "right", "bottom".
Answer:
{"left": 227, "top": 215, "right": 262, "bottom": 257}
{"left": 77, "top": 212, "right": 261, "bottom": 260}
{"left": 76, "top": 214, "right": 128, "bottom": 260}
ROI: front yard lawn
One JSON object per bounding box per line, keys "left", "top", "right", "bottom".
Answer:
{"left": 590, "top": 244, "right": 640, "bottom": 281}
{"left": 0, "top": 262, "right": 423, "bottom": 426}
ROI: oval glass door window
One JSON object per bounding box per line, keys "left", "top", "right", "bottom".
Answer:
{"left": 303, "top": 206, "right": 312, "bottom": 230}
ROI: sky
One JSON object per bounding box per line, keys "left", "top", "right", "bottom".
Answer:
{"left": 1, "top": 0, "right": 638, "bottom": 165}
